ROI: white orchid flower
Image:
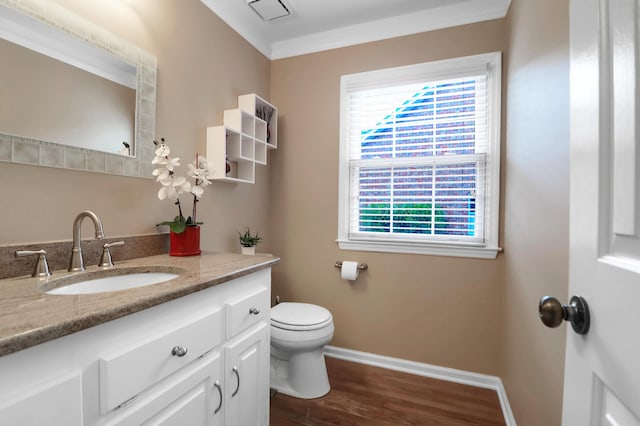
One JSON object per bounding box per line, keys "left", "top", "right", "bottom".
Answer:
{"left": 198, "top": 174, "right": 212, "bottom": 187}
{"left": 152, "top": 168, "right": 170, "bottom": 182}
{"left": 154, "top": 144, "right": 170, "bottom": 157}
{"left": 191, "top": 185, "right": 204, "bottom": 198}
{"left": 157, "top": 175, "right": 186, "bottom": 200}
{"left": 158, "top": 185, "right": 178, "bottom": 201}
{"left": 152, "top": 155, "right": 167, "bottom": 165}
{"left": 178, "top": 179, "right": 192, "bottom": 194}
{"left": 189, "top": 156, "right": 213, "bottom": 185}
{"left": 164, "top": 156, "right": 181, "bottom": 172}
{"left": 187, "top": 162, "right": 199, "bottom": 177}
{"left": 189, "top": 167, "right": 211, "bottom": 184}
{"left": 171, "top": 175, "right": 186, "bottom": 187}
{"left": 196, "top": 155, "right": 211, "bottom": 171}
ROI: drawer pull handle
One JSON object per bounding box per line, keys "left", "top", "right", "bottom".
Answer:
{"left": 171, "top": 346, "right": 188, "bottom": 357}
{"left": 232, "top": 366, "right": 240, "bottom": 397}
{"left": 249, "top": 307, "right": 260, "bottom": 315}
{"left": 214, "top": 380, "right": 223, "bottom": 414}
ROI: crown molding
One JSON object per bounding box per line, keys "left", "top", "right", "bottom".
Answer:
{"left": 201, "top": 0, "right": 511, "bottom": 60}
{"left": 271, "top": 0, "right": 511, "bottom": 59}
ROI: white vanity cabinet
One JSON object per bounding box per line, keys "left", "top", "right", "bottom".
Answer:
{"left": 223, "top": 286, "right": 271, "bottom": 426}
{"left": 0, "top": 371, "right": 83, "bottom": 425}
{"left": 0, "top": 267, "right": 271, "bottom": 426}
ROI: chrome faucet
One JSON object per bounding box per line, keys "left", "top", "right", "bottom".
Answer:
{"left": 68, "top": 211, "right": 105, "bottom": 272}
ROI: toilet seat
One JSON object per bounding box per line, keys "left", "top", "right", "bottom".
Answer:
{"left": 271, "top": 302, "right": 333, "bottom": 331}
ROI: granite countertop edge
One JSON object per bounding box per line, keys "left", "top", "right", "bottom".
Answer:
{"left": 0, "top": 252, "right": 280, "bottom": 357}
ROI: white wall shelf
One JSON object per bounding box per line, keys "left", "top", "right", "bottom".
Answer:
{"left": 207, "top": 94, "right": 278, "bottom": 184}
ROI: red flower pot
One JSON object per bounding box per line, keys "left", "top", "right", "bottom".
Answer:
{"left": 169, "top": 226, "right": 201, "bottom": 256}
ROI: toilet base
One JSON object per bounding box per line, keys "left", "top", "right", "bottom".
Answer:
{"left": 270, "top": 349, "right": 330, "bottom": 399}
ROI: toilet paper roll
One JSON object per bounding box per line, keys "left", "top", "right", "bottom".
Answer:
{"left": 341, "top": 261, "right": 359, "bottom": 281}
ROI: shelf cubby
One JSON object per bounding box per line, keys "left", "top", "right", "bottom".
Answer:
{"left": 238, "top": 94, "right": 278, "bottom": 149}
{"left": 241, "top": 134, "right": 254, "bottom": 160}
{"left": 206, "top": 126, "right": 254, "bottom": 183}
{"left": 255, "top": 141, "right": 267, "bottom": 165}
{"left": 207, "top": 94, "right": 278, "bottom": 184}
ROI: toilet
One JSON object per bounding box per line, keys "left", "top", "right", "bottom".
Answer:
{"left": 270, "top": 302, "right": 334, "bottom": 399}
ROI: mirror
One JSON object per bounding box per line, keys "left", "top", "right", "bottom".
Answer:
{"left": 0, "top": 0, "right": 156, "bottom": 178}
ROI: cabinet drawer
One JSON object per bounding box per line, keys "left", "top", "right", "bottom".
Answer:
{"left": 99, "top": 308, "right": 223, "bottom": 413}
{"left": 225, "top": 286, "right": 269, "bottom": 338}
{"left": 102, "top": 351, "right": 223, "bottom": 426}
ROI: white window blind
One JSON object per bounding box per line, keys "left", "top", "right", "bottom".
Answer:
{"left": 338, "top": 53, "right": 501, "bottom": 258}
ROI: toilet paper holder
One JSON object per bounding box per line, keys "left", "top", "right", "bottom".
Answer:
{"left": 334, "top": 261, "right": 368, "bottom": 270}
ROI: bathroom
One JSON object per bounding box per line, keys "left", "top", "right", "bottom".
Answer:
{"left": 1, "top": 0, "right": 633, "bottom": 424}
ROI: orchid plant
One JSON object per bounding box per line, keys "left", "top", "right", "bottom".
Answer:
{"left": 152, "top": 138, "right": 213, "bottom": 234}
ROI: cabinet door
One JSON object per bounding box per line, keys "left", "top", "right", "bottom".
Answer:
{"left": 0, "top": 372, "right": 82, "bottom": 426}
{"left": 224, "top": 322, "right": 269, "bottom": 426}
{"left": 102, "top": 351, "right": 224, "bottom": 426}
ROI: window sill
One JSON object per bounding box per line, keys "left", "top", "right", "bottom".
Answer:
{"left": 336, "top": 239, "right": 501, "bottom": 259}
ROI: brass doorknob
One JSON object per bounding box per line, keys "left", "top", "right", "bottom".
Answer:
{"left": 539, "top": 295, "right": 590, "bottom": 335}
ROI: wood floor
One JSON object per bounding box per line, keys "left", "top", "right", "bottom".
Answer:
{"left": 270, "top": 356, "right": 505, "bottom": 426}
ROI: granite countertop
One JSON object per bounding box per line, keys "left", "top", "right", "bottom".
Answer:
{"left": 0, "top": 252, "right": 280, "bottom": 357}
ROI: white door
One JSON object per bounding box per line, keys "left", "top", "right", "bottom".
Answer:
{"left": 562, "top": 0, "right": 640, "bottom": 423}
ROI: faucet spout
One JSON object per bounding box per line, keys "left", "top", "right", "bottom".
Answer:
{"left": 68, "top": 211, "right": 105, "bottom": 272}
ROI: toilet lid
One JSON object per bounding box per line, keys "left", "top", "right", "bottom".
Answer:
{"left": 271, "top": 302, "right": 332, "bottom": 329}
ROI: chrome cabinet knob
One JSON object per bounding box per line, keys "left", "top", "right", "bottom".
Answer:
{"left": 171, "top": 346, "right": 188, "bottom": 357}
{"left": 249, "top": 307, "right": 260, "bottom": 315}
{"left": 539, "top": 295, "right": 590, "bottom": 335}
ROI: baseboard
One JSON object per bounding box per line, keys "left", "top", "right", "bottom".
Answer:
{"left": 323, "top": 345, "right": 516, "bottom": 426}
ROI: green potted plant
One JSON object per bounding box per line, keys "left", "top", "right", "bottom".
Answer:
{"left": 238, "top": 228, "right": 262, "bottom": 255}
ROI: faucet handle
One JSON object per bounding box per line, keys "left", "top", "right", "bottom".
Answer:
{"left": 15, "top": 250, "right": 51, "bottom": 278}
{"left": 99, "top": 241, "right": 125, "bottom": 268}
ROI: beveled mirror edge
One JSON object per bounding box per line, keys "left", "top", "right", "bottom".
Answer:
{"left": 0, "top": 0, "right": 156, "bottom": 179}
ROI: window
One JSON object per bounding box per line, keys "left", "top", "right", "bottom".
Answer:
{"left": 337, "top": 53, "right": 501, "bottom": 258}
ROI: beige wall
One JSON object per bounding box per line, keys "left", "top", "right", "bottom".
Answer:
{"left": 0, "top": 0, "right": 273, "bottom": 254}
{"left": 501, "top": 0, "right": 570, "bottom": 424}
{"left": 269, "top": 20, "right": 507, "bottom": 376}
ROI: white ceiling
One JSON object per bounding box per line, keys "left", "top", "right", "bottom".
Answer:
{"left": 200, "top": 0, "right": 511, "bottom": 60}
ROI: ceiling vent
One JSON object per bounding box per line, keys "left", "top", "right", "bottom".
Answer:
{"left": 247, "top": 0, "right": 291, "bottom": 21}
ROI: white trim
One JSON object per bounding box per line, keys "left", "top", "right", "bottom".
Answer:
{"left": 336, "top": 239, "right": 500, "bottom": 259}
{"left": 337, "top": 52, "right": 502, "bottom": 259}
{"left": 324, "top": 345, "right": 516, "bottom": 426}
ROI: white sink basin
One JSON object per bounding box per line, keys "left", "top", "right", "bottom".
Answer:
{"left": 44, "top": 266, "right": 185, "bottom": 295}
